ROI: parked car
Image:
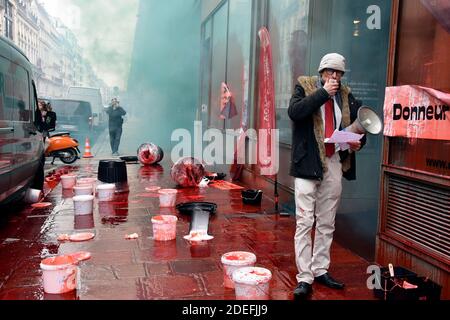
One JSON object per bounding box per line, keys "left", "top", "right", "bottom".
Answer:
{"left": 0, "top": 36, "right": 45, "bottom": 205}
{"left": 48, "top": 99, "right": 93, "bottom": 143}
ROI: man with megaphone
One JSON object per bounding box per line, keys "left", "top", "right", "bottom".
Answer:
{"left": 288, "top": 53, "right": 371, "bottom": 300}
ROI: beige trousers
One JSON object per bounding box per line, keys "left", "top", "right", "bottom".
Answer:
{"left": 294, "top": 153, "right": 343, "bottom": 284}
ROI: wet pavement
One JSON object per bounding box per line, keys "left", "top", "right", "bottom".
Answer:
{"left": 0, "top": 132, "right": 377, "bottom": 300}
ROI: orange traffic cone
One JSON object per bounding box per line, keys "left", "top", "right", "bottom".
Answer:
{"left": 83, "top": 137, "right": 94, "bottom": 158}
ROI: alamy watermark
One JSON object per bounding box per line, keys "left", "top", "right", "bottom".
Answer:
{"left": 366, "top": 265, "right": 383, "bottom": 290}
{"left": 171, "top": 121, "right": 279, "bottom": 176}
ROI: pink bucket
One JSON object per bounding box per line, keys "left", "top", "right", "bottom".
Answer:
{"left": 221, "top": 251, "right": 257, "bottom": 289}
{"left": 232, "top": 267, "right": 272, "bottom": 300}
{"left": 40, "top": 255, "right": 78, "bottom": 294}
{"left": 151, "top": 215, "right": 178, "bottom": 241}
{"left": 158, "top": 189, "right": 178, "bottom": 208}
{"left": 73, "top": 185, "right": 93, "bottom": 197}
{"left": 60, "top": 175, "right": 77, "bottom": 190}
{"left": 77, "top": 178, "right": 97, "bottom": 193}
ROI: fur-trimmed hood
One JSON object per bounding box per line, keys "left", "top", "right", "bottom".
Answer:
{"left": 297, "top": 76, "right": 352, "bottom": 173}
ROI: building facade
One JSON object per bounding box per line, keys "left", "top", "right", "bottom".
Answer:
{"left": 0, "top": 0, "right": 108, "bottom": 99}
{"left": 199, "top": 0, "right": 449, "bottom": 297}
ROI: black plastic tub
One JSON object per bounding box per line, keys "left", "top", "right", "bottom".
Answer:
{"left": 241, "top": 190, "right": 263, "bottom": 205}
{"left": 98, "top": 160, "right": 129, "bottom": 192}
{"left": 176, "top": 202, "right": 218, "bottom": 216}
{"left": 372, "top": 267, "right": 441, "bottom": 301}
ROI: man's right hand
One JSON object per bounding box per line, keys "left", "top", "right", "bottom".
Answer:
{"left": 324, "top": 79, "right": 340, "bottom": 97}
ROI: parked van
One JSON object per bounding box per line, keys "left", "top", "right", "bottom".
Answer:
{"left": 67, "top": 87, "right": 105, "bottom": 131}
{"left": 48, "top": 99, "right": 93, "bottom": 143}
{"left": 0, "top": 36, "right": 45, "bottom": 204}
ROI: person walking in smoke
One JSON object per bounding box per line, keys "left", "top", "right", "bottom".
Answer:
{"left": 106, "top": 98, "right": 126, "bottom": 156}
{"left": 288, "top": 53, "right": 366, "bottom": 300}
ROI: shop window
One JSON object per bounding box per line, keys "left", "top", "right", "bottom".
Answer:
{"left": 389, "top": 0, "right": 450, "bottom": 174}
{"left": 268, "top": 0, "right": 311, "bottom": 145}
{"left": 225, "top": 0, "right": 252, "bottom": 130}
{"left": 209, "top": 2, "right": 228, "bottom": 130}
{"left": 269, "top": 0, "right": 391, "bottom": 146}
{"left": 394, "top": 0, "right": 450, "bottom": 93}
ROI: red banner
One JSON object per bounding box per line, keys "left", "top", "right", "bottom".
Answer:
{"left": 257, "top": 27, "right": 277, "bottom": 176}
{"left": 384, "top": 85, "right": 450, "bottom": 141}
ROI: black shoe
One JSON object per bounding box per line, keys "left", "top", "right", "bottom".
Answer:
{"left": 314, "top": 273, "right": 345, "bottom": 289}
{"left": 293, "top": 282, "right": 312, "bottom": 300}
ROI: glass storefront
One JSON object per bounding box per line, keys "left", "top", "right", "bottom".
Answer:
{"left": 268, "top": 0, "right": 310, "bottom": 144}
{"left": 200, "top": 0, "right": 392, "bottom": 259}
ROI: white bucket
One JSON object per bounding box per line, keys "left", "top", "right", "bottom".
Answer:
{"left": 73, "top": 195, "right": 95, "bottom": 216}
{"left": 73, "top": 185, "right": 94, "bottom": 197}
{"left": 151, "top": 215, "right": 178, "bottom": 241}
{"left": 158, "top": 189, "right": 178, "bottom": 208}
{"left": 232, "top": 267, "right": 272, "bottom": 300}
{"left": 77, "top": 178, "right": 97, "bottom": 193}
{"left": 97, "top": 184, "right": 116, "bottom": 202}
{"left": 60, "top": 175, "right": 77, "bottom": 190}
{"left": 40, "top": 255, "right": 79, "bottom": 294}
{"left": 221, "top": 251, "right": 257, "bottom": 289}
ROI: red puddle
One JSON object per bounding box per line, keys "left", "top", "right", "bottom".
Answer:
{"left": 110, "top": 201, "right": 129, "bottom": 206}
{"left": 210, "top": 181, "right": 244, "bottom": 190}
{"left": 183, "top": 195, "right": 205, "bottom": 201}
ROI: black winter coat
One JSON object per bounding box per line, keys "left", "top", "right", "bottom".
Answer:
{"left": 288, "top": 83, "right": 366, "bottom": 181}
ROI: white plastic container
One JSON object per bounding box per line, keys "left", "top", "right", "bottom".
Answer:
{"left": 40, "top": 255, "right": 78, "bottom": 294}
{"left": 60, "top": 175, "right": 77, "bottom": 190}
{"left": 97, "top": 184, "right": 116, "bottom": 202}
{"left": 151, "top": 215, "right": 178, "bottom": 241}
{"left": 221, "top": 251, "right": 257, "bottom": 289}
{"left": 232, "top": 267, "right": 272, "bottom": 300}
{"left": 73, "top": 195, "right": 95, "bottom": 215}
{"left": 77, "top": 177, "right": 97, "bottom": 193}
{"left": 158, "top": 189, "right": 178, "bottom": 208}
{"left": 73, "top": 185, "right": 94, "bottom": 197}
{"left": 24, "top": 188, "right": 43, "bottom": 204}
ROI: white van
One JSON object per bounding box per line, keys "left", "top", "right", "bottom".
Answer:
{"left": 67, "top": 87, "right": 105, "bottom": 131}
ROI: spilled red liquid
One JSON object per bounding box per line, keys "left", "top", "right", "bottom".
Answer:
{"left": 226, "top": 255, "right": 242, "bottom": 261}
{"left": 249, "top": 270, "right": 268, "bottom": 276}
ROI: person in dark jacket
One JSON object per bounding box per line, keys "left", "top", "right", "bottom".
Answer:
{"left": 106, "top": 98, "right": 126, "bottom": 156}
{"left": 288, "top": 53, "right": 366, "bottom": 300}
{"left": 44, "top": 102, "right": 57, "bottom": 132}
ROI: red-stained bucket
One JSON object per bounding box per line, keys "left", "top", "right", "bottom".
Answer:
{"left": 221, "top": 251, "right": 257, "bottom": 289}
{"left": 151, "top": 215, "right": 178, "bottom": 241}
{"left": 158, "top": 189, "right": 178, "bottom": 208}
{"left": 40, "top": 255, "right": 78, "bottom": 294}
{"left": 232, "top": 267, "right": 272, "bottom": 300}
{"left": 60, "top": 174, "right": 77, "bottom": 190}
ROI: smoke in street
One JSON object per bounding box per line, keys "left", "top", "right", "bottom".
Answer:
{"left": 40, "top": 0, "right": 201, "bottom": 156}
{"left": 126, "top": 0, "right": 201, "bottom": 153}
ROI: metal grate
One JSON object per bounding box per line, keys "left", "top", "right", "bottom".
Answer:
{"left": 386, "top": 174, "right": 450, "bottom": 259}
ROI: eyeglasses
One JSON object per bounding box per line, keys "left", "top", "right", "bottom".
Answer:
{"left": 323, "top": 68, "right": 344, "bottom": 76}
